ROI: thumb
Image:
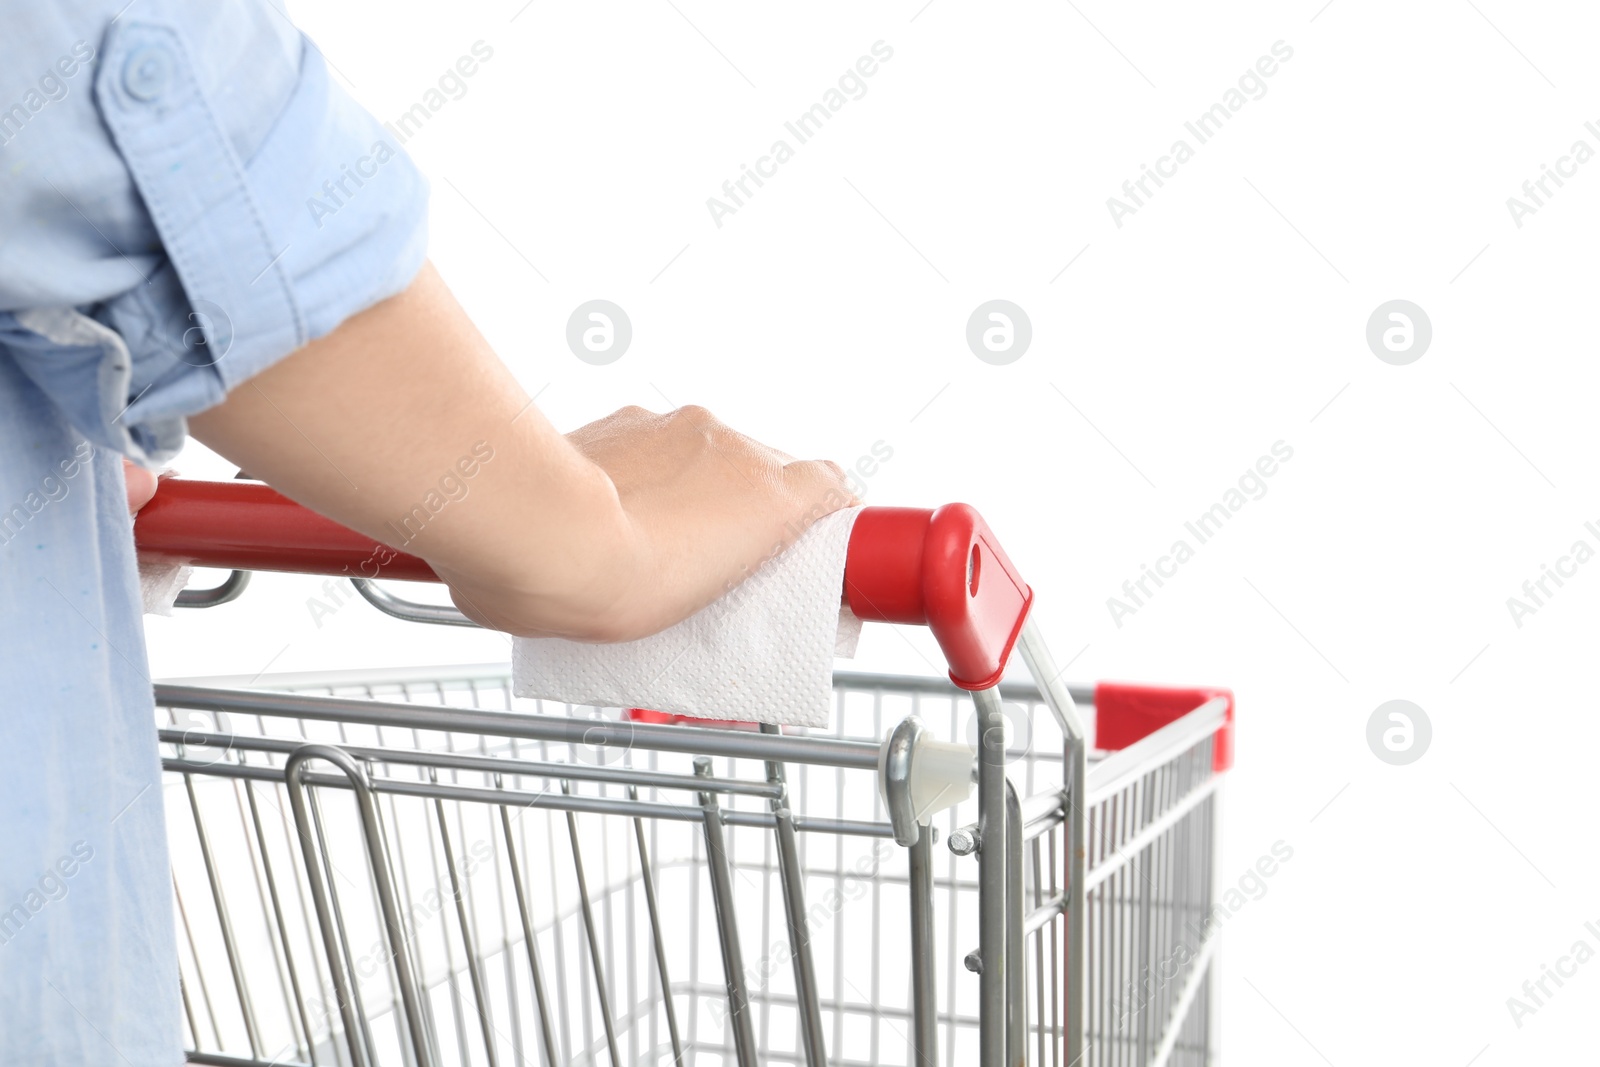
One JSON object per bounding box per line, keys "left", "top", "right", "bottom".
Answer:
{"left": 124, "top": 459, "right": 158, "bottom": 515}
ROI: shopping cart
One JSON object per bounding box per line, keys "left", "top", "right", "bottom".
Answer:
{"left": 137, "top": 479, "right": 1234, "bottom": 1067}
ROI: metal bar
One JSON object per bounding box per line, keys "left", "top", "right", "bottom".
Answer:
{"left": 1048, "top": 829, "right": 1061, "bottom": 1067}
{"left": 349, "top": 578, "right": 477, "bottom": 627}
{"left": 761, "top": 726, "right": 828, "bottom": 1067}
{"left": 380, "top": 788, "right": 440, "bottom": 1067}
{"left": 164, "top": 759, "right": 738, "bottom": 823}
{"left": 695, "top": 757, "right": 759, "bottom": 1067}
{"left": 1020, "top": 796, "right": 1070, "bottom": 838}
{"left": 1023, "top": 892, "right": 1070, "bottom": 939}
{"left": 542, "top": 799, "right": 575, "bottom": 1065}
{"left": 834, "top": 693, "right": 849, "bottom": 1062}
{"left": 1107, "top": 797, "right": 1120, "bottom": 1067}
{"left": 159, "top": 663, "right": 1093, "bottom": 708}
{"left": 908, "top": 826, "right": 939, "bottom": 1067}
{"left": 173, "top": 876, "right": 222, "bottom": 1050}
{"left": 178, "top": 976, "right": 200, "bottom": 1057}
{"left": 561, "top": 783, "right": 623, "bottom": 1067}
{"left": 158, "top": 685, "right": 882, "bottom": 769}
{"left": 827, "top": 670, "right": 1093, "bottom": 708}
{"left": 427, "top": 773, "right": 474, "bottom": 1067}
{"left": 973, "top": 686, "right": 1008, "bottom": 1067}
{"left": 175, "top": 568, "right": 251, "bottom": 609}
{"left": 1205, "top": 787, "right": 1222, "bottom": 1066}
{"left": 183, "top": 774, "right": 264, "bottom": 1058}
{"left": 240, "top": 776, "right": 317, "bottom": 1064}
{"left": 186, "top": 1053, "right": 314, "bottom": 1067}
{"left": 600, "top": 812, "right": 623, "bottom": 1067}
{"left": 1169, "top": 768, "right": 1192, "bottom": 1067}
{"left": 462, "top": 684, "right": 523, "bottom": 1067}
{"left": 1156, "top": 763, "right": 1176, "bottom": 1065}
{"left": 1006, "top": 782, "right": 1026, "bottom": 1067}
{"left": 1032, "top": 837, "right": 1046, "bottom": 1067}
{"left": 228, "top": 778, "right": 299, "bottom": 1058}
{"left": 307, "top": 788, "right": 380, "bottom": 1065}
{"left": 1015, "top": 621, "right": 1088, "bottom": 1067}
{"left": 285, "top": 746, "right": 434, "bottom": 1067}
{"left": 723, "top": 811, "right": 894, "bottom": 838}
{"left": 496, "top": 803, "right": 562, "bottom": 1067}
{"left": 284, "top": 762, "right": 370, "bottom": 1067}
{"left": 941, "top": 687, "right": 964, "bottom": 1067}
{"left": 627, "top": 784, "right": 685, "bottom": 1066}
{"left": 275, "top": 784, "right": 347, "bottom": 1067}
{"left": 1009, "top": 624, "right": 1091, "bottom": 743}
{"left": 617, "top": 806, "right": 637, "bottom": 1067}
{"left": 686, "top": 755, "right": 705, "bottom": 1060}
{"left": 1146, "top": 935, "right": 1218, "bottom": 1067}
{"left": 434, "top": 794, "right": 501, "bottom": 1067}
{"left": 757, "top": 782, "right": 777, "bottom": 1065}
{"left": 161, "top": 729, "right": 785, "bottom": 799}
{"left": 171, "top": 755, "right": 895, "bottom": 840}
{"left": 1135, "top": 775, "right": 1153, "bottom": 1067}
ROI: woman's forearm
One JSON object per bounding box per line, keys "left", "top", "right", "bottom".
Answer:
{"left": 189, "top": 262, "right": 853, "bottom": 640}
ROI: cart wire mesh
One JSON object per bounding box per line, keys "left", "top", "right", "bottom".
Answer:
{"left": 156, "top": 664, "right": 1225, "bottom": 1067}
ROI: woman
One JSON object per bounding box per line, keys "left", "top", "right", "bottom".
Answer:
{"left": 0, "top": 2, "right": 851, "bottom": 1060}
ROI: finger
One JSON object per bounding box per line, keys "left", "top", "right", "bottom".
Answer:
{"left": 123, "top": 459, "right": 158, "bottom": 515}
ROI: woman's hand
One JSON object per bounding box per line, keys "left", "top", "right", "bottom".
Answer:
{"left": 550, "top": 404, "right": 855, "bottom": 639}
{"left": 437, "top": 403, "right": 857, "bottom": 641}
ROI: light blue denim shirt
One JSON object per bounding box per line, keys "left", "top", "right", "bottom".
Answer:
{"left": 0, "top": 2, "right": 428, "bottom": 1061}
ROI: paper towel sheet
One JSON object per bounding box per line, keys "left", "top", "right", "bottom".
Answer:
{"left": 140, "top": 554, "right": 194, "bottom": 616}
{"left": 513, "top": 507, "right": 863, "bottom": 728}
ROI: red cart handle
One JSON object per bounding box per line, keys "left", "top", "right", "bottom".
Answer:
{"left": 135, "top": 479, "right": 1033, "bottom": 691}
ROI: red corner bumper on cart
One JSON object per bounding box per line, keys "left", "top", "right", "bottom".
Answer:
{"left": 1093, "top": 681, "right": 1235, "bottom": 771}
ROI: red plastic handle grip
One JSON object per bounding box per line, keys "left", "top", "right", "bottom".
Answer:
{"left": 134, "top": 480, "right": 1033, "bottom": 689}
{"left": 134, "top": 478, "right": 440, "bottom": 582}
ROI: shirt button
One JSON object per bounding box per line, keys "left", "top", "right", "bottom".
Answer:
{"left": 123, "top": 45, "right": 172, "bottom": 102}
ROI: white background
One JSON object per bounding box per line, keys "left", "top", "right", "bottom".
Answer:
{"left": 149, "top": 1, "right": 1600, "bottom": 1062}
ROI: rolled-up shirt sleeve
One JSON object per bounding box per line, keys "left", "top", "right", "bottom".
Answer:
{"left": 2, "top": 6, "right": 428, "bottom": 463}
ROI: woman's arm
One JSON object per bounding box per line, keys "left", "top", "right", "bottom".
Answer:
{"left": 188, "top": 262, "right": 854, "bottom": 641}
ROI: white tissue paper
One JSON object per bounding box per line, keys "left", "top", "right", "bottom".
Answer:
{"left": 140, "top": 554, "right": 194, "bottom": 616}
{"left": 513, "top": 507, "right": 863, "bottom": 728}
